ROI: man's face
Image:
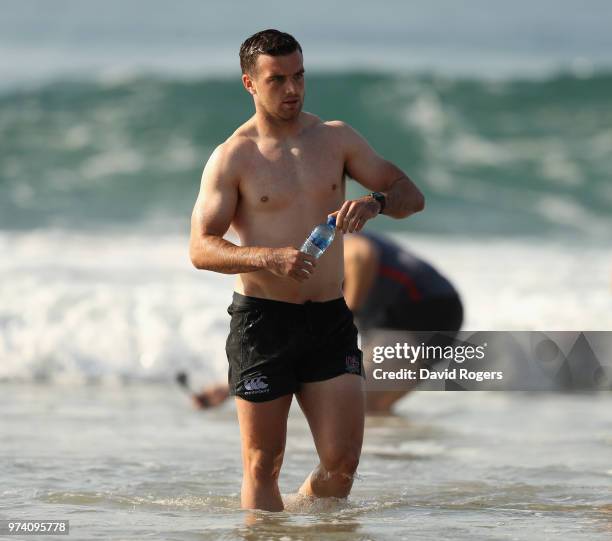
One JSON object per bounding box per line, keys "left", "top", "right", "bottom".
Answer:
{"left": 244, "top": 50, "right": 305, "bottom": 121}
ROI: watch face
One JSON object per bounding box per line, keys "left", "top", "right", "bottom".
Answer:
{"left": 372, "top": 192, "right": 385, "bottom": 212}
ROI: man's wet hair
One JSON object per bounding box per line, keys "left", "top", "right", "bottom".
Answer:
{"left": 239, "top": 29, "right": 302, "bottom": 76}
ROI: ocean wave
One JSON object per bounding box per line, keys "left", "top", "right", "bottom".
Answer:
{"left": 2, "top": 71, "right": 611, "bottom": 238}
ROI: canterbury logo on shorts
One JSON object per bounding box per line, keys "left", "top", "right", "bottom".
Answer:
{"left": 243, "top": 376, "right": 270, "bottom": 394}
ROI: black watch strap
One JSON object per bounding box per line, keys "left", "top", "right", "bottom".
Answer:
{"left": 370, "top": 192, "right": 386, "bottom": 214}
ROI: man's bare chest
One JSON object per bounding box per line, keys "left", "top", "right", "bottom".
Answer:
{"left": 238, "top": 141, "right": 346, "bottom": 211}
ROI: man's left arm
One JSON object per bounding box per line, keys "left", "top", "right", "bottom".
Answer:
{"left": 329, "top": 121, "right": 425, "bottom": 232}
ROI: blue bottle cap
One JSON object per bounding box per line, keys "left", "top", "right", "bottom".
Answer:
{"left": 327, "top": 215, "right": 336, "bottom": 227}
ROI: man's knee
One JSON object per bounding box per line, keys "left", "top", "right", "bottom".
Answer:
{"left": 244, "top": 447, "right": 284, "bottom": 483}
{"left": 320, "top": 448, "right": 360, "bottom": 480}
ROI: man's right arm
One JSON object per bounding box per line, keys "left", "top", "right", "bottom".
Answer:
{"left": 189, "top": 142, "right": 316, "bottom": 281}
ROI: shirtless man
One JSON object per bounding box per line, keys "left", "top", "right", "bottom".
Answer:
{"left": 189, "top": 29, "right": 424, "bottom": 512}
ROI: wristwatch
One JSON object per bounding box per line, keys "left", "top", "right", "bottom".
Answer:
{"left": 370, "top": 192, "right": 386, "bottom": 214}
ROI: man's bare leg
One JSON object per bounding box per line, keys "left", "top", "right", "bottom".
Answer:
{"left": 296, "top": 374, "right": 364, "bottom": 498}
{"left": 235, "top": 393, "right": 293, "bottom": 511}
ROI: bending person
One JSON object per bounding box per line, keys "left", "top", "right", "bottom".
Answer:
{"left": 345, "top": 231, "right": 463, "bottom": 413}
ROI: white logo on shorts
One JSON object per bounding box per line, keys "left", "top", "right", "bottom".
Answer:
{"left": 243, "top": 376, "right": 269, "bottom": 393}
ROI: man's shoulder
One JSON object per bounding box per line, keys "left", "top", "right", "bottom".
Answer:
{"left": 212, "top": 130, "right": 256, "bottom": 165}
{"left": 321, "top": 119, "right": 354, "bottom": 133}
{"left": 225, "top": 124, "right": 257, "bottom": 152}
{"left": 317, "top": 118, "right": 359, "bottom": 146}
{"left": 323, "top": 118, "right": 349, "bottom": 129}
{"left": 300, "top": 113, "right": 352, "bottom": 134}
{"left": 201, "top": 133, "right": 254, "bottom": 187}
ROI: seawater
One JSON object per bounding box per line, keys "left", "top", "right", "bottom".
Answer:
{"left": 2, "top": 384, "right": 611, "bottom": 540}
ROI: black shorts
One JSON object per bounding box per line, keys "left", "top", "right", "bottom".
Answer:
{"left": 225, "top": 292, "right": 365, "bottom": 402}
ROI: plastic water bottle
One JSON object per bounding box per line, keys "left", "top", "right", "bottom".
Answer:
{"left": 300, "top": 216, "right": 336, "bottom": 258}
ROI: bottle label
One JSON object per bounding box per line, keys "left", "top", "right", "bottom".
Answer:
{"left": 311, "top": 235, "right": 328, "bottom": 251}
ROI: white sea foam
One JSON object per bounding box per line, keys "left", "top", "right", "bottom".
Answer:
{"left": 1, "top": 230, "right": 610, "bottom": 382}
